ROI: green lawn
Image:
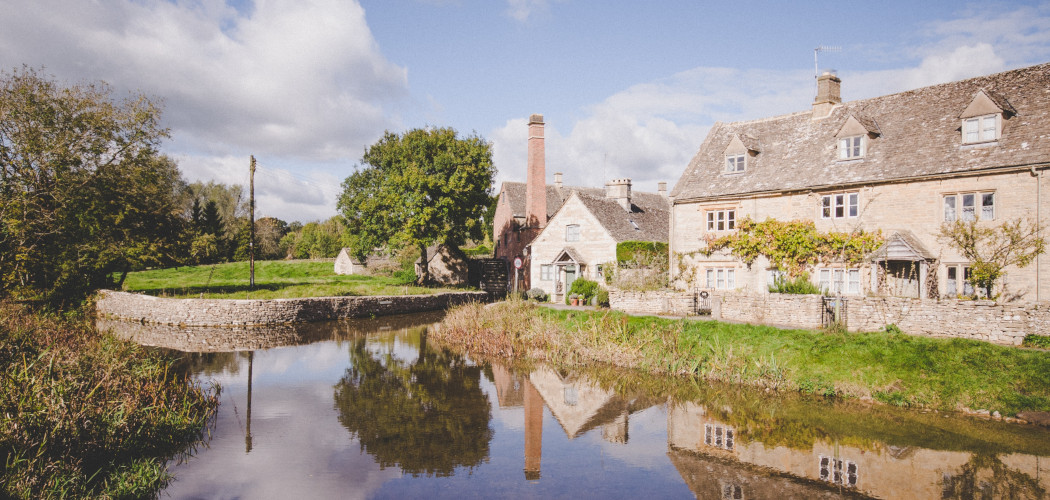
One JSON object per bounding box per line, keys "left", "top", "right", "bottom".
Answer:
{"left": 120, "top": 260, "right": 465, "bottom": 299}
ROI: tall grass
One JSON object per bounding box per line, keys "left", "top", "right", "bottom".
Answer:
{"left": 0, "top": 302, "right": 218, "bottom": 499}
{"left": 435, "top": 301, "right": 1050, "bottom": 416}
{"left": 120, "top": 260, "right": 458, "bottom": 299}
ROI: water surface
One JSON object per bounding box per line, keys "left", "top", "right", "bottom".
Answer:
{"left": 106, "top": 314, "right": 1050, "bottom": 499}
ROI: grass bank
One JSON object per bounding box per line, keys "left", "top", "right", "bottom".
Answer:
{"left": 0, "top": 302, "right": 218, "bottom": 499}
{"left": 120, "top": 260, "right": 461, "bottom": 299}
{"left": 434, "top": 300, "right": 1050, "bottom": 417}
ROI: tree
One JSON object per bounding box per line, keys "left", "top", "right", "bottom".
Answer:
{"left": 938, "top": 217, "right": 1045, "bottom": 298}
{"left": 337, "top": 127, "right": 495, "bottom": 283}
{"left": 0, "top": 67, "right": 180, "bottom": 304}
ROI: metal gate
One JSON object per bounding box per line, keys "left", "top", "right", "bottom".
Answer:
{"left": 693, "top": 289, "right": 711, "bottom": 315}
{"left": 821, "top": 296, "right": 848, "bottom": 328}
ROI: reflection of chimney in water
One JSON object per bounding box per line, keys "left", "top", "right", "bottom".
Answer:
{"left": 524, "top": 377, "right": 543, "bottom": 480}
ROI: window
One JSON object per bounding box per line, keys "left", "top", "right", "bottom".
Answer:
{"left": 944, "top": 192, "right": 994, "bottom": 221}
{"left": 704, "top": 424, "right": 735, "bottom": 451}
{"left": 540, "top": 265, "right": 553, "bottom": 281}
{"left": 707, "top": 209, "right": 736, "bottom": 231}
{"left": 566, "top": 224, "right": 581, "bottom": 242}
{"left": 818, "top": 268, "right": 861, "bottom": 295}
{"left": 720, "top": 483, "right": 743, "bottom": 500}
{"left": 946, "top": 264, "right": 976, "bottom": 297}
{"left": 705, "top": 268, "right": 736, "bottom": 290}
{"left": 963, "top": 114, "right": 998, "bottom": 144}
{"left": 838, "top": 136, "right": 864, "bottom": 160}
{"left": 821, "top": 192, "right": 858, "bottom": 219}
{"left": 819, "top": 456, "right": 858, "bottom": 487}
{"left": 767, "top": 269, "right": 787, "bottom": 288}
{"left": 725, "top": 154, "right": 745, "bottom": 173}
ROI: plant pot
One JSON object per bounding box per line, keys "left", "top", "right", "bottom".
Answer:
{"left": 571, "top": 298, "right": 579, "bottom": 306}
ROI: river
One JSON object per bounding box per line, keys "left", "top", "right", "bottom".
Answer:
{"left": 101, "top": 313, "right": 1050, "bottom": 499}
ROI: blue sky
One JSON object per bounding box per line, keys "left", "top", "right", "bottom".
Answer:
{"left": 3, "top": 0, "right": 1049, "bottom": 222}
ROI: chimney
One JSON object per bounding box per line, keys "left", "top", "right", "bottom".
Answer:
{"left": 812, "top": 71, "right": 841, "bottom": 119}
{"left": 553, "top": 172, "right": 563, "bottom": 189}
{"left": 657, "top": 182, "right": 667, "bottom": 197}
{"left": 526, "top": 114, "right": 546, "bottom": 228}
{"left": 605, "top": 178, "right": 632, "bottom": 211}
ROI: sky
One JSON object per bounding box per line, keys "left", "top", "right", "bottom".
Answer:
{"left": 2, "top": 0, "right": 1050, "bottom": 223}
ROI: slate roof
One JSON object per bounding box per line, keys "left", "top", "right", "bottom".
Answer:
{"left": 572, "top": 191, "right": 670, "bottom": 243}
{"left": 500, "top": 181, "right": 605, "bottom": 220}
{"left": 671, "top": 62, "right": 1050, "bottom": 202}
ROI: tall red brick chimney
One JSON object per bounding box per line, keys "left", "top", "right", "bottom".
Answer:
{"left": 525, "top": 114, "right": 546, "bottom": 229}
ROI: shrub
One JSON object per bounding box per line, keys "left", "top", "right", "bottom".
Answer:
{"left": 616, "top": 241, "right": 668, "bottom": 264}
{"left": 525, "top": 287, "right": 548, "bottom": 302}
{"left": 1023, "top": 334, "right": 1050, "bottom": 349}
{"left": 595, "top": 289, "right": 610, "bottom": 308}
{"left": 567, "top": 279, "right": 600, "bottom": 304}
{"left": 768, "top": 273, "right": 823, "bottom": 295}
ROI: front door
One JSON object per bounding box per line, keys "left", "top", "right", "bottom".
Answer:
{"left": 564, "top": 265, "right": 577, "bottom": 292}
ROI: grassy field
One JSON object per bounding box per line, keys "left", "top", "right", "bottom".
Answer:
{"left": 0, "top": 302, "right": 218, "bottom": 498}
{"left": 119, "top": 260, "right": 466, "bottom": 299}
{"left": 435, "top": 300, "right": 1050, "bottom": 417}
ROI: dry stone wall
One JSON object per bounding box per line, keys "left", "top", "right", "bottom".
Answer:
{"left": 610, "top": 289, "right": 1049, "bottom": 345}
{"left": 96, "top": 289, "right": 490, "bottom": 326}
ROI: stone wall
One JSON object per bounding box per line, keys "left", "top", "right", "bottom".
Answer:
{"left": 95, "top": 289, "right": 491, "bottom": 327}
{"left": 610, "top": 289, "right": 1048, "bottom": 345}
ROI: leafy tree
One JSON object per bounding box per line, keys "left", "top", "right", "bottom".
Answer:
{"left": 338, "top": 127, "right": 495, "bottom": 283}
{"left": 938, "top": 217, "right": 1045, "bottom": 298}
{"left": 333, "top": 332, "right": 493, "bottom": 476}
{"left": 0, "top": 67, "right": 180, "bottom": 304}
{"left": 254, "top": 216, "right": 289, "bottom": 260}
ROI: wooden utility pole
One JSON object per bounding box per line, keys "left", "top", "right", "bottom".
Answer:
{"left": 249, "top": 155, "right": 256, "bottom": 289}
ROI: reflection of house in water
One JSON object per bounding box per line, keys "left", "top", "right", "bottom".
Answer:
{"left": 491, "top": 364, "right": 663, "bottom": 480}
{"left": 667, "top": 402, "right": 1049, "bottom": 499}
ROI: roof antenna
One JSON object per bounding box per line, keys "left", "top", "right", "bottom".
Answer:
{"left": 814, "top": 45, "right": 841, "bottom": 94}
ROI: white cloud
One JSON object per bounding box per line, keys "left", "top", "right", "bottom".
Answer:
{"left": 505, "top": 0, "right": 552, "bottom": 22}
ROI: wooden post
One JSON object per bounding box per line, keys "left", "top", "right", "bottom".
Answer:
{"left": 249, "top": 155, "right": 256, "bottom": 289}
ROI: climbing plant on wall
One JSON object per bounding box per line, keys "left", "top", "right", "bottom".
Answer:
{"left": 701, "top": 217, "right": 883, "bottom": 276}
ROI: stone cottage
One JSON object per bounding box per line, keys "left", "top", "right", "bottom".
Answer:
{"left": 669, "top": 62, "right": 1050, "bottom": 302}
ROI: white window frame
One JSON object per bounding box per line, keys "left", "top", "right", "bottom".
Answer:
{"left": 725, "top": 154, "right": 746, "bottom": 173}
{"left": 838, "top": 135, "right": 864, "bottom": 160}
{"left": 540, "top": 264, "right": 553, "bottom": 281}
{"left": 818, "top": 268, "right": 861, "bottom": 295}
{"left": 963, "top": 114, "right": 999, "bottom": 144}
{"left": 566, "top": 224, "right": 581, "bottom": 242}
{"left": 768, "top": 269, "right": 787, "bottom": 288}
{"left": 706, "top": 209, "right": 736, "bottom": 231}
{"left": 946, "top": 264, "right": 977, "bottom": 297}
{"left": 703, "top": 423, "right": 735, "bottom": 451}
{"left": 821, "top": 192, "right": 859, "bottom": 219}
{"left": 944, "top": 192, "right": 994, "bottom": 222}
{"left": 705, "top": 268, "right": 736, "bottom": 290}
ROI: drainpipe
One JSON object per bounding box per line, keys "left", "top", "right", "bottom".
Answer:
{"left": 1035, "top": 166, "right": 1042, "bottom": 302}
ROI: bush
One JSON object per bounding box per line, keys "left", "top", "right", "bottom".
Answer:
{"left": 567, "top": 279, "right": 600, "bottom": 304}
{"left": 525, "top": 287, "right": 548, "bottom": 302}
{"left": 768, "top": 273, "right": 823, "bottom": 295}
{"left": 616, "top": 241, "right": 668, "bottom": 264}
{"left": 595, "top": 289, "right": 610, "bottom": 308}
{"left": 1023, "top": 334, "right": 1050, "bottom": 349}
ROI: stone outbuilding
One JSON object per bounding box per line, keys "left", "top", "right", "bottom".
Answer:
{"left": 334, "top": 248, "right": 366, "bottom": 275}
{"left": 415, "top": 243, "right": 469, "bottom": 286}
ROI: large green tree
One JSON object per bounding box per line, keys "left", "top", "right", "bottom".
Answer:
{"left": 0, "top": 67, "right": 182, "bottom": 304}
{"left": 337, "top": 127, "right": 495, "bottom": 283}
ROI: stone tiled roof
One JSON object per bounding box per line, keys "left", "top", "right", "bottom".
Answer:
{"left": 573, "top": 190, "right": 670, "bottom": 243}
{"left": 501, "top": 181, "right": 611, "bottom": 219}
{"left": 671, "top": 62, "right": 1050, "bottom": 202}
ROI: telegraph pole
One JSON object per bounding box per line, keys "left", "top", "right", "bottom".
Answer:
{"left": 249, "top": 155, "right": 256, "bottom": 289}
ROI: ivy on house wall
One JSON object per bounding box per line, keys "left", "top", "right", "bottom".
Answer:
{"left": 701, "top": 217, "right": 883, "bottom": 276}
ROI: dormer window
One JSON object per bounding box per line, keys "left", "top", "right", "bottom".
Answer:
{"left": 959, "top": 89, "right": 1013, "bottom": 145}
{"left": 963, "top": 114, "right": 998, "bottom": 144}
{"left": 838, "top": 136, "right": 864, "bottom": 160}
{"left": 725, "top": 154, "right": 746, "bottom": 173}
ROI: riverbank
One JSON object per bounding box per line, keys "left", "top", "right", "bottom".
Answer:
{"left": 0, "top": 302, "right": 218, "bottom": 499}
{"left": 433, "top": 300, "right": 1050, "bottom": 418}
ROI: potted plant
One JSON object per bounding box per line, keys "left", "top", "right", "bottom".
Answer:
{"left": 570, "top": 294, "right": 579, "bottom": 306}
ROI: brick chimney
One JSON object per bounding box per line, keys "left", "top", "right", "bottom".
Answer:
{"left": 812, "top": 71, "right": 841, "bottom": 119}
{"left": 605, "top": 178, "right": 632, "bottom": 211}
{"left": 526, "top": 114, "right": 546, "bottom": 228}
{"left": 658, "top": 181, "right": 667, "bottom": 197}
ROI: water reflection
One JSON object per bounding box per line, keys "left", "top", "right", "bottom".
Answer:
{"left": 101, "top": 315, "right": 1050, "bottom": 499}
{"left": 333, "top": 333, "right": 493, "bottom": 476}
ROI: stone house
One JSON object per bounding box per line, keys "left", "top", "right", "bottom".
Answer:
{"left": 669, "top": 62, "right": 1050, "bottom": 302}
{"left": 528, "top": 179, "right": 668, "bottom": 302}
{"left": 494, "top": 114, "right": 670, "bottom": 293}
